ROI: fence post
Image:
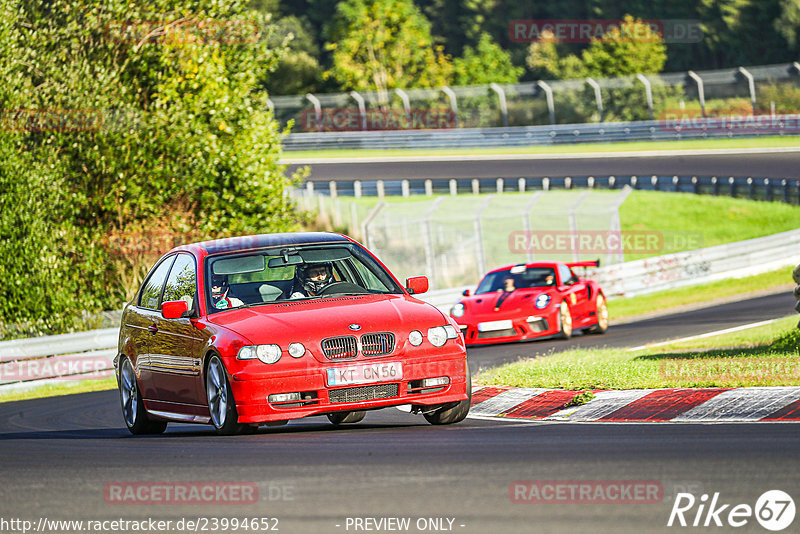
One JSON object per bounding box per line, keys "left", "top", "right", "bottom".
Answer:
{"left": 474, "top": 195, "right": 495, "bottom": 276}
{"left": 354, "top": 180, "right": 362, "bottom": 198}
{"left": 449, "top": 179, "right": 458, "bottom": 196}
{"left": 441, "top": 86, "right": 459, "bottom": 128}
{"left": 361, "top": 201, "right": 386, "bottom": 251}
{"left": 305, "top": 93, "right": 322, "bottom": 131}
{"left": 424, "top": 179, "right": 433, "bottom": 196}
{"left": 518, "top": 178, "right": 526, "bottom": 192}
{"left": 568, "top": 191, "right": 590, "bottom": 261}
{"left": 738, "top": 67, "right": 757, "bottom": 115}
{"left": 472, "top": 179, "right": 480, "bottom": 195}
{"left": 401, "top": 179, "right": 410, "bottom": 198}
{"left": 636, "top": 74, "right": 654, "bottom": 120}
{"left": 306, "top": 181, "right": 315, "bottom": 196}
{"left": 349, "top": 91, "right": 367, "bottom": 130}
{"left": 496, "top": 178, "right": 504, "bottom": 194}
{"left": 394, "top": 88, "right": 411, "bottom": 127}
{"left": 537, "top": 81, "right": 556, "bottom": 125}
{"left": 522, "top": 192, "right": 543, "bottom": 262}
{"left": 586, "top": 78, "right": 604, "bottom": 122}
{"left": 377, "top": 180, "right": 385, "bottom": 199}
{"left": 490, "top": 83, "right": 509, "bottom": 127}
{"left": 422, "top": 198, "right": 444, "bottom": 289}
{"left": 687, "top": 71, "right": 706, "bottom": 118}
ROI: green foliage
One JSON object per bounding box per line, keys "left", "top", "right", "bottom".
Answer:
{"left": 324, "top": 0, "right": 452, "bottom": 97}
{"left": 581, "top": 16, "right": 667, "bottom": 77}
{"left": 453, "top": 32, "right": 523, "bottom": 85}
{"left": 0, "top": 0, "right": 301, "bottom": 336}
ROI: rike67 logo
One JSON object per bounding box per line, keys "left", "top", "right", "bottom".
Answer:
{"left": 668, "top": 490, "right": 795, "bottom": 531}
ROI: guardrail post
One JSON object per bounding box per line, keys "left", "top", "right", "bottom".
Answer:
{"left": 537, "top": 81, "right": 556, "bottom": 125}
{"left": 305, "top": 93, "right": 323, "bottom": 132}
{"left": 764, "top": 178, "right": 771, "bottom": 201}
{"left": 711, "top": 176, "right": 718, "bottom": 195}
{"left": 306, "top": 181, "right": 314, "bottom": 196}
{"left": 394, "top": 88, "right": 412, "bottom": 128}
{"left": 354, "top": 180, "right": 362, "bottom": 198}
{"left": 748, "top": 177, "right": 755, "bottom": 199}
{"left": 738, "top": 67, "right": 757, "bottom": 115}
{"left": 564, "top": 176, "right": 572, "bottom": 189}
{"left": 588, "top": 176, "right": 595, "bottom": 188}
{"left": 490, "top": 83, "right": 509, "bottom": 127}
{"left": 543, "top": 177, "right": 550, "bottom": 191}
{"left": 586, "top": 78, "right": 604, "bottom": 122}
{"left": 349, "top": 90, "right": 367, "bottom": 130}
{"left": 729, "top": 176, "right": 736, "bottom": 198}
{"left": 631, "top": 175, "right": 638, "bottom": 189}
{"left": 609, "top": 175, "right": 616, "bottom": 189}
{"left": 449, "top": 179, "right": 458, "bottom": 196}
{"left": 687, "top": 71, "right": 706, "bottom": 118}
{"left": 441, "top": 86, "right": 459, "bottom": 128}
{"left": 636, "top": 74, "right": 655, "bottom": 120}
{"left": 782, "top": 179, "right": 789, "bottom": 203}
{"left": 692, "top": 176, "right": 699, "bottom": 194}
{"left": 518, "top": 178, "right": 526, "bottom": 192}
{"left": 673, "top": 175, "right": 679, "bottom": 191}
{"left": 424, "top": 179, "right": 433, "bottom": 196}
{"left": 496, "top": 178, "right": 504, "bottom": 194}
{"left": 377, "top": 180, "right": 385, "bottom": 199}
{"left": 401, "top": 179, "right": 410, "bottom": 198}
{"left": 472, "top": 179, "right": 480, "bottom": 195}
{"left": 651, "top": 175, "right": 659, "bottom": 191}
{"left": 329, "top": 181, "right": 338, "bottom": 199}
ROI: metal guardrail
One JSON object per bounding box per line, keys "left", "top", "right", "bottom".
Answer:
{"left": 283, "top": 116, "right": 800, "bottom": 151}
{"left": 3, "top": 229, "right": 797, "bottom": 393}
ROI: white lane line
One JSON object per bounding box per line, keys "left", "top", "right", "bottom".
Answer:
{"left": 280, "top": 146, "right": 800, "bottom": 165}
{"left": 544, "top": 389, "right": 656, "bottom": 421}
{"left": 469, "top": 388, "right": 548, "bottom": 416}
{"left": 672, "top": 387, "right": 800, "bottom": 422}
{"left": 627, "top": 319, "right": 780, "bottom": 352}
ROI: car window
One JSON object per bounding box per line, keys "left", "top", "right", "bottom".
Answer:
{"left": 350, "top": 257, "right": 392, "bottom": 292}
{"left": 162, "top": 254, "right": 197, "bottom": 309}
{"left": 557, "top": 264, "right": 575, "bottom": 285}
{"left": 138, "top": 256, "right": 176, "bottom": 310}
{"left": 475, "top": 267, "right": 556, "bottom": 294}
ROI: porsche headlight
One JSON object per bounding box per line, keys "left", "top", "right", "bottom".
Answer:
{"left": 451, "top": 302, "right": 466, "bottom": 317}
{"left": 237, "top": 344, "right": 282, "bottom": 364}
{"left": 427, "top": 326, "right": 447, "bottom": 347}
{"left": 535, "top": 294, "right": 551, "bottom": 309}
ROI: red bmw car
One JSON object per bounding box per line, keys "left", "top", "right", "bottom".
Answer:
{"left": 115, "top": 232, "right": 470, "bottom": 435}
{"left": 450, "top": 261, "right": 608, "bottom": 345}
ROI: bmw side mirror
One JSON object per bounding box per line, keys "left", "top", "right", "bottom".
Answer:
{"left": 162, "top": 300, "right": 189, "bottom": 320}
{"left": 405, "top": 276, "right": 429, "bottom": 295}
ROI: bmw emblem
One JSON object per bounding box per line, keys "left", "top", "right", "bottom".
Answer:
{"left": 348, "top": 324, "right": 362, "bottom": 331}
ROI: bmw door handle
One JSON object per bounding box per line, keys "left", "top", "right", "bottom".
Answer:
{"left": 147, "top": 325, "right": 158, "bottom": 334}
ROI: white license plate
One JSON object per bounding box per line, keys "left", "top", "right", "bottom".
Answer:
{"left": 327, "top": 362, "right": 403, "bottom": 386}
{"left": 478, "top": 319, "right": 513, "bottom": 332}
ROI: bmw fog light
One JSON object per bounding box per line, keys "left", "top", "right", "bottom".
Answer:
{"left": 269, "top": 392, "right": 301, "bottom": 403}
{"left": 421, "top": 376, "right": 450, "bottom": 388}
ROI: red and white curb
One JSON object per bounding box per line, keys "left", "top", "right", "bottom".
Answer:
{"left": 469, "top": 386, "right": 800, "bottom": 422}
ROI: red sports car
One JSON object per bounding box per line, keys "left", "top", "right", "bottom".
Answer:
{"left": 115, "top": 232, "right": 470, "bottom": 435}
{"left": 450, "top": 261, "right": 608, "bottom": 345}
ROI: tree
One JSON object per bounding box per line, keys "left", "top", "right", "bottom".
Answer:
{"left": 453, "top": 32, "right": 523, "bottom": 85}
{"left": 324, "top": 0, "right": 452, "bottom": 100}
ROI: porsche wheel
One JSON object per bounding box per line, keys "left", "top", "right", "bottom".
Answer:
{"left": 424, "top": 367, "right": 472, "bottom": 425}
{"left": 119, "top": 357, "right": 167, "bottom": 435}
{"left": 587, "top": 294, "right": 609, "bottom": 334}
{"left": 557, "top": 300, "right": 573, "bottom": 339}
{"left": 206, "top": 355, "right": 249, "bottom": 435}
{"left": 327, "top": 411, "right": 366, "bottom": 425}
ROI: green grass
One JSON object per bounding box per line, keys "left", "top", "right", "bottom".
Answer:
{"left": 0, "top": 376, "right": 116, "bottom": 403}
{"left": 475, "top": 315, "right": 800, "bottom": 390}
{"left": 608, "top": 267, "right": 795, "bottom": 321}
{"left": 282, "top": 135, "right": 800, "bottom": 160}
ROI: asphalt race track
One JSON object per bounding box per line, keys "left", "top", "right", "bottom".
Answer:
{"left": 1, "top": 290, "right": 797, "bottom": 533}
{"left": 285, "top": 150, "right": 800, "bottom": 181}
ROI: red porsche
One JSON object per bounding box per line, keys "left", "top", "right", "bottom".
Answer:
{"left": 450, "top": 261, "right": 608, "bottom": 345}
{"left": 115, "top": 232, "right": 470, "bottom": 435}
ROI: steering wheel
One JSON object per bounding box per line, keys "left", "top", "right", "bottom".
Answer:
{"left": 317, "top": 281, "right": 367, "bottom": 296}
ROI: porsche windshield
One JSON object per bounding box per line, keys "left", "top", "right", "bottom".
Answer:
{"left": 205, "top": 243, "right": 403, "bottom": 312}
{"left": 475, "top": 267, "right": 556, "bottom": 294}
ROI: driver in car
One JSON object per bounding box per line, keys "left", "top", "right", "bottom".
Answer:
{"left": 210, "top": 274, "right": 244, "bottom": 309}
{"left": 291, "top": 263, "right": 334, "bottom": 298}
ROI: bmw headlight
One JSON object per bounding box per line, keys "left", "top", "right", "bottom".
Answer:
{"left": 237, "top": 344, "right": 282, "bottom": 364}
{"left": 451, "top": 302, "right": 465, "bottom": 317}
{"left": 409, "top": 330, "right": 423, "bottom": 346}
{"left": 427, "top": 326, "right": 447, "bottom": 347}
{"left": 534, "top": 294, "right": 551, "bottom": 309}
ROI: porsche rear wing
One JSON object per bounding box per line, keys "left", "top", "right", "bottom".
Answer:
{"left": 566, "top": 259, "right": 600, "bottom": 269}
